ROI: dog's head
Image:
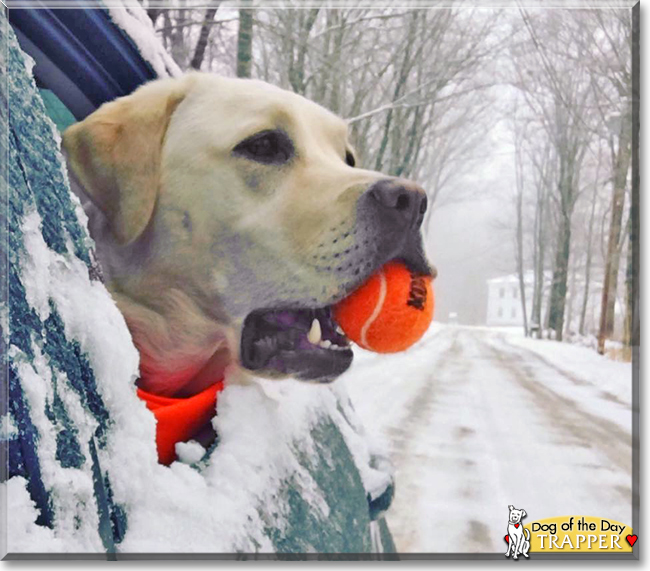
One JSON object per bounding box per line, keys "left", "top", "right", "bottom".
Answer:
{"left": 508, "top": 505, "right": 527, "bottom": 523}
{"left": 63, "top": 74, "right": 433, "bottom": 392}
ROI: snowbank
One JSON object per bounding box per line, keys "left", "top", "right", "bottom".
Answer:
{"left": 506, "top": 333, "right": 632, "bottom": 401}
{"left": 107, "top": 1, "right": 182, "bottom": 78}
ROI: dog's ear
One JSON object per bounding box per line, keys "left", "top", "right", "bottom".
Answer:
{"left": 521, "top": 510, "right": 527, "bottom": 518}
{"left": 508, "top": 505, "right": 514, "bottom": 511}
{"left": 63, "top": 79, "right": 188, "bottom": 245}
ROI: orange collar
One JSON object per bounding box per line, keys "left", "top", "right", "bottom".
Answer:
{"left": 137, "top": 380, "right": 225, "bottom": 465}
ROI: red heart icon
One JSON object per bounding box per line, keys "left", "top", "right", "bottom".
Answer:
{"left": 626, "top": 535, "right": 637, "bottom": 547}
{"left": 504, "top": 535, "right": 509, "bottom": 543}
{"left": 515, "top": 524, "right": 520, "bottom": 528}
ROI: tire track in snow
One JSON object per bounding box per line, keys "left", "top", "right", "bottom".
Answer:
{"left": 385, "top": 329, "right": 493, "bottom": 552}
{"left": 384, "top": 328, "right": 462, "bottom": 551}
{"left": 477, "top": 334, "right": 632, "bottom": 478}
{"left": 492, "top": 334, "right": 630, "bottom": 408}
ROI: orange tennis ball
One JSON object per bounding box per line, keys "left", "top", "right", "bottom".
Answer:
{"left": 334, "top": 261, "right": 434, "bottom": 353}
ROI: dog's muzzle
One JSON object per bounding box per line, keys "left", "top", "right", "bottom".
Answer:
{"left": 357, "top": 178, "right": 433, "bottom": 277}
{"left": 239, "top": 177, "right": 435, "bottom": 383}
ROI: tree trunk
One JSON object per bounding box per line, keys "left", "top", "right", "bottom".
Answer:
{"left": 169, "top": 6, "right": 188, "bottom": 66}
{"left": 579, "top": 181, "right": 599, "bottom": 335}
{"left": 190, "top": 2, "right": 221, "bottom": 70}
{"left": 394, "top": 105, "right": 423, "bottom": 178}
{"left": 314, "top": 11, "right": 334, "bottom": 103}
{"left": 623, "top": 219, "right": 633, "bottom": 345}
{"left": 516, "top": 197, "right": 529, "bottom": 337}
{"left": 374, "top": 13, "right": 418, "bottom": 172}
{"left": 548, "top": 210, "right": 571, "bottom": 341}
{"left": 626, "top": 1, "right": 640, "bottom": 349}
{"left": 161, "top": 9, "right": 172, "bottom": 51}
{"left": 326, "top": 12, "right": 345, "bottom": 112}
{"left": 236, "top": 3, "right": 254, "bottom": 79}
{"left": 625, "top": 194, "right": 638, "bottom": 347}
{"left": 564, "top": 256, "right": 577, "bottom": 338}
{"left": 625, "top": 133, "right": 639, "bottom": 348}
{"left": 604, "top": 166, "right": 630, "bottom": 335}
{"left": 532, "top": 231, "right": 545, "bottom": 339}
{"left": 514, "top": 127, "right": 528, "bottom": 337}
{"left": 543, "top": 272, "right": 553, "bottom": 338}
{"left": 597, "top": 118, "right": 631, "bottom": 353}
{"left": 531, "top": 154, "right": 550, "bottom": 339}
{"left": 579, "top": 150, "right": 602, "bottom": 336}
{"left": 547, "top": 103, "right": 583, "bottom": 343}
{"left": 287, "top": 8, "right": 320, "bottom": 95}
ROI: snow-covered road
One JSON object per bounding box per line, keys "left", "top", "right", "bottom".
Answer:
{"left": 342, "top": 325, "right": 633, "bottom": 553}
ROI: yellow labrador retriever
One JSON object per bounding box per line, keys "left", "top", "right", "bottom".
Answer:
{"left": 63, "top": 73, "right": 432, "bottom": 399}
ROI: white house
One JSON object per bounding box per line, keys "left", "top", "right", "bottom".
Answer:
{"left": 486, "top": 270, "right": 612, "bottom": 337}
{"left": 486, "top": 273, "right": 533, "bottom": 327}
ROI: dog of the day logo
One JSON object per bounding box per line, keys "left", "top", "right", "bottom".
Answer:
{"left": 504, "top": 505, "right": 531, "bottom": 559}
{"left": 502, "top": 509, "right": 636, "bottom": 556}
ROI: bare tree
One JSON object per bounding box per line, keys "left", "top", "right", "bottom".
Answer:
{"left": 189, "top": 1, "right": 221, "bottom": 70}
{"left": 236, "top": 2, "right": 254, "bottom": 78}
{"left": 513, "top": 109, "right": 530, "bottom": 336}
{"left": 596, "top": 109, "right": 631, "bottom": 353}
{"left": 578, "top": 150, "right": 603, "bottom": 336}
{"left": 587, "top": 11, "right": 633, "bottom": 353}
{"left": 287, "top": 8, "right": 321, "bottom": 94}
{"left": 625, "top": 3, "right": 640, "bottom": 350}
{"left": 511, "top": 10, "right": 595, "bottom": 341}
{"left": 530, "top": 139, "right": 553, "bottom": 338}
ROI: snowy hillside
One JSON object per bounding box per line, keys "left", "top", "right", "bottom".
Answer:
{"left": 342, "top": 325, "right": 633, "bottom": 553}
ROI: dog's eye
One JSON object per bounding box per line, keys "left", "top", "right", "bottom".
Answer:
{"left": 233, "top": 130, "right": 294, "bottom": 165}
{"left": 345, "top": 150, "right": 356, "bottom": 167}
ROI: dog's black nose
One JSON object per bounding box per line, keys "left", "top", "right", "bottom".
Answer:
{"left": 367, "top": 178, "right": 428, "bottom": 231}
{"left": 355, "top": 177, "right": 432, "bottom": 276}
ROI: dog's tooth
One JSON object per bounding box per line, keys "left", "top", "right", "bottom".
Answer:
{"left": 335, "top": 324, "right": 344, "bottom": 335}
{"left": 308, "top": 318, "right": 322, "bottom": 345}
{"left": 320, "top": 339, "right": 332, "bottom": 349}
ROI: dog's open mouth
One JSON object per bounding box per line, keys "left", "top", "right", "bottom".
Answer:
{"left": 240, "top": 305, "right": 353, "bottom": 382}
{"left": 240, "top": 249, "right": 435, "bottom": 382}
